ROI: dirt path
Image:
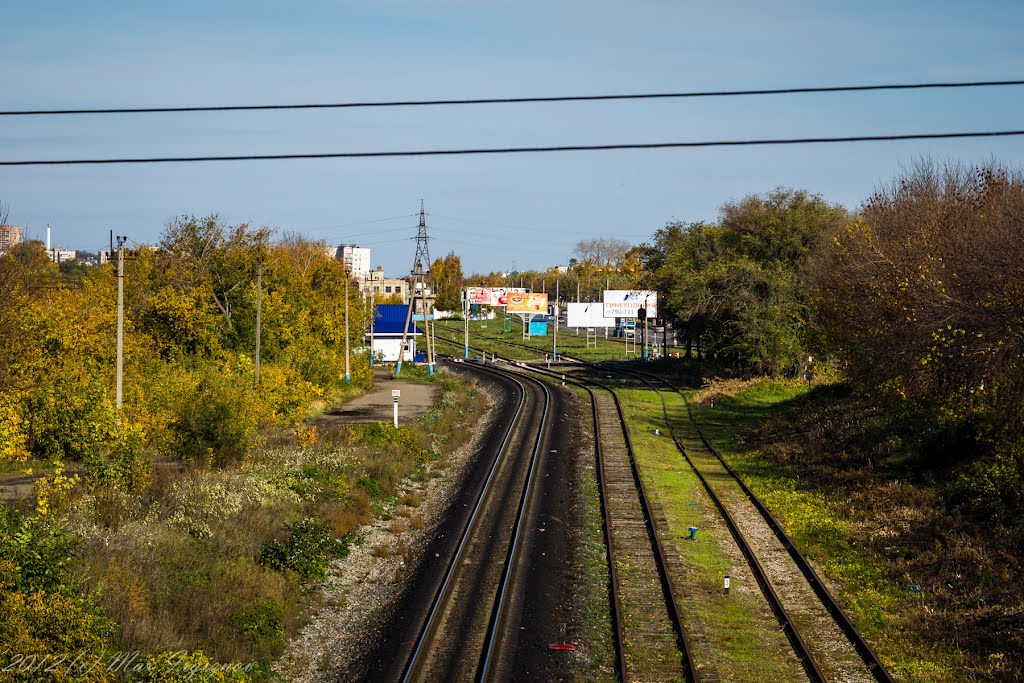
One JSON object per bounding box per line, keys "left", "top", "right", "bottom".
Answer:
{"left": 311, "top": 369, "right": 441, "bottom": 426}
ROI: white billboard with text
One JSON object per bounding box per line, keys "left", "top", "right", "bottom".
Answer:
{"left": 603, "top": 290, "right": 658, "bottom": 319}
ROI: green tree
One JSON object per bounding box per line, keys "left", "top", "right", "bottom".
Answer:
{"left": 646, "top": 188, "right": 847, "bottom": 373}
{"left": 430, "top": 251, "right": 464, "bottom": 312}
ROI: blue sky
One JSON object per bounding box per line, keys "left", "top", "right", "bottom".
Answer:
{"left": 3, "top": 0, "right": 1024, "bottom": 275}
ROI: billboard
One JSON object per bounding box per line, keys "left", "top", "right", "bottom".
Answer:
{"left": 603, "top": 290, "right": 658, "bottom": 319}
{"left": 505, "top": 291, "right": 548, "bottom": 314}
{"left": 567, "top": 302, "right": 615, "bottom": 328}
{"left": 465, "top": 287, "right": 526, "bottom": 306}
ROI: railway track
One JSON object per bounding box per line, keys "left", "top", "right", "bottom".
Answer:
{"left": 400, "top": 361, "right": 552, "bottom": 682}
{"left": 435, "top": 335, "right": 698, "bottom": 681}
{"left": 577, "top": 370, "right": 697, "bottom": 681}
{"left": 432, "top": 327, "right": 893, "bottom": 682}
{"left": 608, "top": 365, "right": 893, "bottom": 683}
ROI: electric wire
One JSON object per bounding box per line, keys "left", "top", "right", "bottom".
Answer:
{"left": 3, "top": 130, "right": 1023, "bottom": 166}
{"left": 3, "top": 79, "right": 1023, "bottom": 116}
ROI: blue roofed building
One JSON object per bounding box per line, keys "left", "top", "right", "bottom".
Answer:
{"left": 368, "top": 303, "right": 420, "bottom": 362}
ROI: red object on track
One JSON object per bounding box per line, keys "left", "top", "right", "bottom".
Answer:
{"left": 547, "top": 643, "right": 577, "bottom": 651}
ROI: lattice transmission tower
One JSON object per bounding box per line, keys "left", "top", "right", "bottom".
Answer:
{"left": 396, "top": 201, "right": 435, "bottom": 375}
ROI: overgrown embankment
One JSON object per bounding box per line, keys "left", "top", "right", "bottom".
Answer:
{"left": 1, "top": 367, "right": 484, "bottom": 681}
{"left": 690, "top": 378, "right": 1024, "bottom": 682}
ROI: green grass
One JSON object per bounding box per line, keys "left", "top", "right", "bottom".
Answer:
{"left": 615, "top": 385, "right": 805, "bottom": 681}
{"left": 571, "top": 388, "right": 618, "bottom": 681}
{"left": 688, "top": 380, "right": 965, "bottom": 682}
{"left": 432, "top": 318, "right": 647, "bottom": 363}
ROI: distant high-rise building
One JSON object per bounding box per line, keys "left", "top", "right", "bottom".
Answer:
{"left": 0, "top": 225, "right": 23, "bottom": 254}
{"left": 336, "top": 245, "right": 371, "bottom": 279}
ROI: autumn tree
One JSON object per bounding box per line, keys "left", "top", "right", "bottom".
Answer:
{"left": 430, "top": 251, "right": 464, "bottom": 312}
{"left": 810, "top": 161, "right": 1024, "bottom": 430}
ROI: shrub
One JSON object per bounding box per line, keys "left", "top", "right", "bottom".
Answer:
{"left": 22, "top": 375, "right": 117, "bottom": 462}
{"left": 33, "top": 463, "right": 81, "bottom": 518}
{"left": 0, "top": 591, "right": 112, "bottom": 683}
{"left": 0, "top": 390, "right": 29, "bottom": 461}
{"left": 85, "top": 424, "right": 153, "bottom": 493}
{"left": 232, "top": 598, "right": 284, "bottom": 647}
{"left": 358, "top": 422, "right": 429, "bottom": 462}
{"left": 0, "top": 508, "right": 77, "bottom": 594}
{"left": 953, "top": 440, "right": 1024, "bottom": 524}
{"left": 257, "top": 518, "right": 352, "bottom": 581}
{"left": 169, "top": 373, "right": 258, "bottom": 466}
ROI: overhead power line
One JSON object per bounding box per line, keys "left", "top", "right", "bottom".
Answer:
{"left": 2, "top": 80, "right": 1023, "bottom": 116}
{"left": 2, "top": 130, "right": 1023, "bottom": 166}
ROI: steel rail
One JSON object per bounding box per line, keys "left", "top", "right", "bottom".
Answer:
{"left": 476, "top": 362, "right": 553, "bottom": 681}
{"left": 436, "top": 329, "right": 890, "bottom": 681}
{"left": 461, "top": 349, "right": 699, "bottom": 682}
{"left": 399, "top": 362, "right": 532, "bottom": 683}
{"left": 438, "top": 336, "right": 821, "bottom": 676}
{"left": 433, "top": 336, "right": 698, "bottom": 682}
{"left": 602, "top": 366, "right": 826, "bottom": 682}
{"left": 643, "top": 369, "right": 896, "bottom": 683}
{"left": 543, "top": 367, "right": 698, "bottom": 682}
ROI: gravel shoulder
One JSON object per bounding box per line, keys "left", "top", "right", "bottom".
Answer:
{"left": 274, "top": 368, "right": 503, "bottom": 682}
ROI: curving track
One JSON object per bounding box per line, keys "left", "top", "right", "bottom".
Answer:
{"left": 436, "top": 337, "right": 700, "bottom": 681}
{"left": 432, "top": 327, "right": 894, "bottom": 682}
{"left": 399, "top": 361, "right": 552, "bottom": 682}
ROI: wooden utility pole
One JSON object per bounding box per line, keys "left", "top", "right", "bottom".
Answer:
{"left": 255, "top": 262, "right": 262, "bottom": 384}
{"left": 115, "top": 236, "right": 125, "bottom": 410}
{"left": 344, "top": 270, "right": 351, "bottom": 383}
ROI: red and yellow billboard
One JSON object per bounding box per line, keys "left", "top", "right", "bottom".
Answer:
{"left": 465, "top": 287, "right": 526, "bottom": 306}
{"left": 505, "top": 291, "right": 548, "bottom": 314}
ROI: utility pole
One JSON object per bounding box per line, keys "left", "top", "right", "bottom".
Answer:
{"left": 344, "top": 268, "right": 351, "bottom": 383}
{"left": 255, "top": 262, "right": 262, "bottom": 384}
{"left": 369, "top": 289, "right": 375, "bottom": 368}
{"left": 397, "top": 201, "right": 433, "bottom": 376}
{"left": 553, "top": 302, "right": 558, "bottom": 361}
{"left": 115, "top": 236, "right": 126, "bottom": 411}
{"left": 463, "top": 291, "right": 469, "bottom": 359}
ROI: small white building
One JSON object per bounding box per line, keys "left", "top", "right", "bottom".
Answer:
{"left": 368, "top": 303, "right": 421, "bottom": 363}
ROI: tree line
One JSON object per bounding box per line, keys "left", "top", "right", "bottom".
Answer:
{"left": 0, "top": 215, "right": 370, "bottom": 470}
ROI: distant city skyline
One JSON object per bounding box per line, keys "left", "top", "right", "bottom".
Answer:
{"left": 4, "top": 1, "right": 1024, "bottom": 275}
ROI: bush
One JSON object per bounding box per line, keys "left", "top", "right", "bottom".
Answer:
{"left": 85, "top": 424, "right": 153, "bottom": 493}
{"left": 232, "top": 598, "right": 284, "bottom": 647}
{"left": 0, "top": 390, "right": 29, "bottom": 461}
{"left": 0, "top": 591, "right": 112, "bottom": 683}
{"left": 257, "top": 518, "right": 352, "bottom": 581}
{"left": 0, "top": 508, "right": 78, "bottom": 594}
{"left": 0, "top": 508, "right": 112, "bottom": 682}
{"left": 169, "top": 373, "right": 259, "bottom": 466}
{"left": 953, "top": 440, "right": 1024, "bottom": 524}
{"left": 22, "top": 375, "right": 117, "bottom": 462}
{"left": 358, "top": 422, "right": 429, "bottom": 462}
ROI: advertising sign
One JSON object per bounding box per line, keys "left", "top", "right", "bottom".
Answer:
{"left": 505, "top": 291, "right": 548, "bottom": 314}
{"left": 465, "top": 287, "right": 526, "bottom": 306}
{"left": 566, "top": 302, "right": 615, "bottom": 328}
{"left": 603, "top": 290, "right": 657, "bottom": 319}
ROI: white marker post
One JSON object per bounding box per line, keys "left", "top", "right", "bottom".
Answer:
{"left": 392, "top": 389, "right": 401, "bottom": 427}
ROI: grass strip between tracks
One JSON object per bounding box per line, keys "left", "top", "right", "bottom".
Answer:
{"left": 615, "top": 384, "right": 804, "bottom": 681}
